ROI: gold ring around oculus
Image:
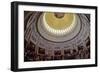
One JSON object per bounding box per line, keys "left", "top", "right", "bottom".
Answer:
{"left": 43, "top": 12, "right": 77, "bottom": 36}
